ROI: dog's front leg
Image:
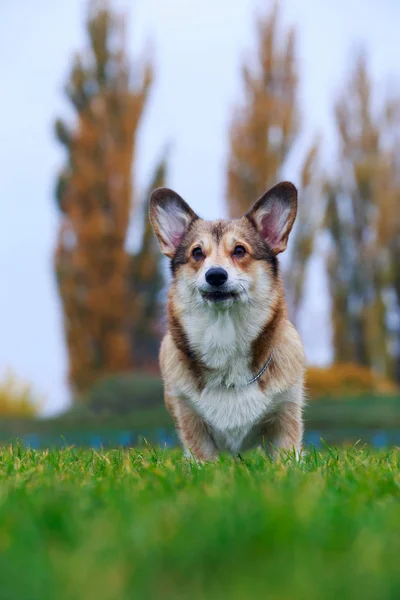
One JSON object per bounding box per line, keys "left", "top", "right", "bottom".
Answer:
{"left": 165, "top": 393, "right": 218, "bottom": 461}
{"left": 260, "top": 400, "right": 303, "bottom": 458}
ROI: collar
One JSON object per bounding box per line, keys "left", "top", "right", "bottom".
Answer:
{"left": 227, "top": 352, "right": 273, "bottom": 388}
{"left": 245, "top": 352, "right": 274, "bottom": 386}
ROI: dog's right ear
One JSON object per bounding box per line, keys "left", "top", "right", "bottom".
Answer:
{"left": 149, "top": 188, "right": 199, "bottom": 258}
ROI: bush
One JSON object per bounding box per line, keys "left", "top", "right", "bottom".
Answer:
{"left": 0, "top": 370, "right": 42, "bottom": 417}
{"left": 81, "top": 364, "right": 398, "bottom": 413}
{"left": 306, "top": 363, "right": 398, "bottom": 400}
{"left": 82, "top": 372, "right": 164, "bottom": 415}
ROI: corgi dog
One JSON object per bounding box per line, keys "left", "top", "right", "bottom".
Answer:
{"left": 149, "top": 182, "right": 305, "bottom": 460}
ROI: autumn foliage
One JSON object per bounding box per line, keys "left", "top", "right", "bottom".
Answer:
{"left": 129, "top": 156, "right": 168, "bottom": 368}
{"left": 225, "top": 4, "right": 321, "bottom": 323}
{"left": 306, "top": 364, "right": 398, "bottom": 400}
{"left": 226, "top": 4, "right": 298, "bottom": 219}
{"left": 55, "top": 1, "right": 164, "bottom": 396}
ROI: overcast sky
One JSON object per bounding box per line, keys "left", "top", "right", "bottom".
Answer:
{"left": 1, "top": 0, "right": 399, "bottom": 414}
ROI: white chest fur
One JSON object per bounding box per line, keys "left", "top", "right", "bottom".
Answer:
{"left": 194, "top": 384, "right": 273, "bottom": 452}
{"left": 179, "top": 305, "right": 275, "bottom": 452}
{"left": 181, "top": 304, "right": 264, "bottom": 383}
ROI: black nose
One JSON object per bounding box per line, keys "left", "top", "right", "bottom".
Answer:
{"left": 205, "top": 267, "right": 228, "bottom": 287}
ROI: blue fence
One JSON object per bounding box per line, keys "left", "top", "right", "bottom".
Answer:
{"left": 6, "top": 428, "right": 400, "bottom": 450}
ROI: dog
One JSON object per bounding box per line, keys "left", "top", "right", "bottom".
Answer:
{"left": 149, "top": 182, "right": 305, "bottom": 460}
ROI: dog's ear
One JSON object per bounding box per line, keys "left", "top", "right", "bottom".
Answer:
{"left": 246, "top": 182, "right": 297, "bottom": 255}
{"left": 149, "top": 188, "right": 199, "bottom": 258}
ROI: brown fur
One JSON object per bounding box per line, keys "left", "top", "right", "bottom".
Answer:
{"left": 258, "top": 401, "right": 303, "bottom": 457}
{"left": 167, "top": 299, "right": 205, "bottom": 388}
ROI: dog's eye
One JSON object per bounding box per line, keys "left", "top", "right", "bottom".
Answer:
{"left": 233, "top": 245, "right": 246, "bottom": 257}
{"left": 192, "top": 246, "right": 204, "bottom": 260}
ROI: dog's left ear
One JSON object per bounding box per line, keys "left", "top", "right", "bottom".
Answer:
{"left": 246, "top": 182, "right": 297, "bottom": 255}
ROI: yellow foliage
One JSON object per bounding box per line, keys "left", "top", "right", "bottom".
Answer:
{"left": 306, "top": 363, "right": 398, "bottom": 400}
{"left": 0, "top": 371, "right": 42, "bottom": 417}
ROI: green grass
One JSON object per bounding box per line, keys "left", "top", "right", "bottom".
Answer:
{"left": 0, "top": 446, "right": 399, "bottom": 600}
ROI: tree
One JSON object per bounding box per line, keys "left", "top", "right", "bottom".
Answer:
{"left": 54, "top": 1, "right": 154, "bottom": 395}
{"left": 326, "top": 53, "right": 400, "bottom": 380}
{"left": 226, "top": 4, "right": 298, "bottom": 218}
{"left": 129, "top": 154, "right": 168, "bottom": 369}
{"left": 225, "top": 3, "right": 320, "bottom": 322}
{"left": 285, "top": 140, "right": 321, "bottom": 322}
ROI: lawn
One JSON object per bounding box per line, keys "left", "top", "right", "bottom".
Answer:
{"left": 0, "top": 446, "right": 399, "bottom": 600}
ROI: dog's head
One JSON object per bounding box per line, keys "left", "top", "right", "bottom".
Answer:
{"left": 149, "top": 182, "right": 297, "bottom": 309}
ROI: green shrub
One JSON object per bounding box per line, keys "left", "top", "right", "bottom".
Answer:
{"left": 82, "top": 372, "right": 164, "bottom": 415}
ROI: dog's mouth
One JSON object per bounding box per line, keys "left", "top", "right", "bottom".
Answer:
{"left": 200, "top": 290, "right": 238, "bottom": 303}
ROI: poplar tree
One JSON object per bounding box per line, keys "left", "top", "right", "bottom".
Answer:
{"left": 326, "top": 54, "right": 400, "bottom": 380}
{"left": 226, "top": 3, "right": 320, "bottom": 322}
{"left": 54, "top": 1, "right": 153, "bottom": 394}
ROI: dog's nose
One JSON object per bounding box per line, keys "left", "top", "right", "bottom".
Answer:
{"left": 205, "top": 267, "right": 228, "bottom": 287}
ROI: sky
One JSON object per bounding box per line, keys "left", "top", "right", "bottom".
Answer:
{"left": 0, "top": 0, "right": 399, "bottom": 415}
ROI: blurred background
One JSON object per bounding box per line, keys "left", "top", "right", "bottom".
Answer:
{"left": 0, "top": 0, "right": 399, "bottom": 448}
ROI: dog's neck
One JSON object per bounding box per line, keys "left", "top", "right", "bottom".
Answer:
{"left": 172, "top": 289, "right": 286, "bottom": 387}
